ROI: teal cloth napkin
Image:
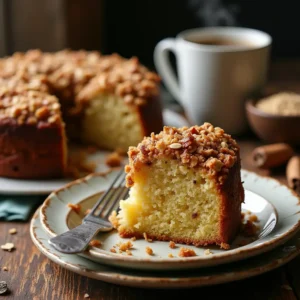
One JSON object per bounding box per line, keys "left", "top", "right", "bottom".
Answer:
{"left": 0, "top": 195, "right": 45, "bottom": 221}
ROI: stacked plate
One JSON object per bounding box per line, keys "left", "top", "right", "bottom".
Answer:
{"left": 30, "top": 167, "right": 300, "bottom": 289}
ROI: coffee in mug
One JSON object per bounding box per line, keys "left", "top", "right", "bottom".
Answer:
{"left": 154, "top": 27, "right": 272, "bottom": 134}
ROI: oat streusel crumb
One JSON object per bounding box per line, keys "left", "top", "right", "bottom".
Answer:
{"left": 145, "top": 246, "right": 153, "bottom": 255}
{"left": 178, "top": 247, "right": 196, "bottom": 257}
{"left": 119, "top": 241, "right": 133, "bottom": 252}
{"left": 130, "top": 237, "right": 136, "bottom": 241}
{"left": 126, "top": 250, "right": 132, "bottom": 256}
{"left": 241, "top": 220, "right": 259, "bottom": 237}
{"left": 125, "top": 123, "right": 239, "bottom": 187}
{"left": 169, "top": 241, "right": 176, "bottom": 249}
{"left": 249, "top": 214, "right": 258, "bottom": 223}
{"left": 168, "top": 253, "right": 174, "bottom": 258}
{"left": 105, "top": 151, "right": 122, "bottom": 167}
{"left": 110, "top": 248, "right": 116, "bottom": 253}
{"left": 1, "top": 243, "right": 14, "bottom": 252}
{"left": 89, "top": 240, "right": 101, "bottom": 247}
{"left": 220, "top": 242, "right": 230, "bottom": 250}
{"left": 204, "top": 249, "right": 212, "bottom": 255}
{"left": 2, "top": 267, "right": 8, "bottom": 271}
{"left": 84, "top": 293, "right": 90, "bottom": 299}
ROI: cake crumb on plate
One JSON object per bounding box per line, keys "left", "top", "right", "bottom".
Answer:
{"left": 204, "top": 249, "right": 212, "bottom": 255}
{"left": 89, "top": 240, "right": 101, "bottom": 247}
{"left": 169, "top": 241, "right": 176, "bottom": 249}
{"left": 119, "top": 241, "right": 133, "bottom": 252}
{"left": 145, "top": 246, "right": 153, "bottom": 255}
{"left": 220, "top": 242, "right": 230, "bottom": 250}
{"left": 105, "top": 151, "right": 122, "bottom": 167}
{"left": 178, "top": 247, "right": 196, "bottom": 257}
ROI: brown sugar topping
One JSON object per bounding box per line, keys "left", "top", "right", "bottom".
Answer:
{"left": 0, "top": 87, "right": 62, "bottom": 126}
{"left": 126, "top": 123, "right": 239, "bottom": 186}
{"left": 77, "top": 56, "right": 160, "bottom": 106}
{"left": 0, "top": 49, "right": 160, "bottom": 124}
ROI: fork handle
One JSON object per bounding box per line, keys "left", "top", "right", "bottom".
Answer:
{"left": 48, "top": 221, "right": 105, "bottom": 254}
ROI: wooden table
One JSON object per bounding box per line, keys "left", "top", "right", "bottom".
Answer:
{"left": 1, "top": 63, "right": 300, "bottom": 300}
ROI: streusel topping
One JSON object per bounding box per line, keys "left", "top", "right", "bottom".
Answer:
{"left": 125, "top": 123, "right": 239, "bottom": 186}
{"left": 77, "top": 56, "right": 160, "bottom": 106}
{"left": 0, "top": 49, "right": 160, "bottom": 107}
{"left": 0, "top": 88, "right": 62, "bottom": 126}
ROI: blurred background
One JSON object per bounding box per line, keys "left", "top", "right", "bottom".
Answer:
{"left": 1, "top": 0, "right": 300, "bottom": 106}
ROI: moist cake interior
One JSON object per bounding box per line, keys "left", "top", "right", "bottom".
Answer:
{"left": 118, "top": 159, "right": 221, "bottom": 243}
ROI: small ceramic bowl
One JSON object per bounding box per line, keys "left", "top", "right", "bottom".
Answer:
{"left": 245, "top": 97, "right": 300, "bottom": 145}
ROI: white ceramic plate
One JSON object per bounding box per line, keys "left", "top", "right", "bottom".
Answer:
{"left": 31, "top": 208, "right": 300, "bottom": 289}
{"left": 0, "top": 149, "right": 113, "bottom": 195}
{"left": 0, "top": 109, "right": 185, "bottom": 195}
{"left": 40, "top": 169, "right": 300, "bottom": 271}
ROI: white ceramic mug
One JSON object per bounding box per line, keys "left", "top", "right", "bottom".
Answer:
{"left": 154, "top": 27, "right": 272, "bottom": 134}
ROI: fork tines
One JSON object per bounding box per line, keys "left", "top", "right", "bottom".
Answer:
{"left": 88, "top": 170, "right": 129, "bottom": 220}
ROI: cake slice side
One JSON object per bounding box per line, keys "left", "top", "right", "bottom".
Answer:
{"left": 114, "top": 123, "right": 244, "bottom": 247}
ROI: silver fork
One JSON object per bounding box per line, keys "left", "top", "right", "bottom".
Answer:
{"left": 48, "top": 169, "right": 129, "bottom": 254}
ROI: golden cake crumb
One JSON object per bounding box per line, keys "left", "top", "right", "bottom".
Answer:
{"left": 67, "top": 203, "right": 81, "bottom": 213}
{"left": 178, "top": 247, "right": 196, "bottom": 257}
{"left": 105, "top": 151, "right": 122, "bottom": 167}
{"left": 110, "top": 248, "right": 116, "bottom": 253}
{"left": 241, "top": 220, "right": 259, "bottom": 237}
{"left": 126, "top": 250, "right": 132, "bottom": 256}
{"left": 89, "top": 240, "right": 101, "bottom": 247}
{"left": 249, "top": 214, "right": 258, "bottom": 223}
{"left": 84, "top": 293, "right": 90, "bottom": 299}
{"left": 119, "top": 241, "right": 133, "bottom": 252}
{"left": 108, "top": 211, "right": 119, "bottom": 229}
{"left": 8, "top": 228, "right": 17, "bottom": 235}
{"left": 169, "top": 241, "right": 176, "bottom": 249}
{"left": 143, "top": 232, "right": 152, "bottom": 242}
{"left": 168, "top": 253, "right": 174, "bottom": 258}
{"left": 2, "top": 266, "right": 8, "bottom": 271}
{"left": 204, "top": 249, "right": 212, "bottom": 255}
{"left": 145, "top": 246, "right": 153, "bottom": 255}
{"left": 130, "top": 237, "right": 136, "bottom": 241}
{"left": 220, "top": 242, "right": 230, "bottom": 250}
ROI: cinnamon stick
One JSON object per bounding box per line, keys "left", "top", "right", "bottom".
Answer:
{"left": 286, "top": 156, "right": 300, "bottom": 194}
{"left": 252, "top": 143, "right": 294, "bottom": 169}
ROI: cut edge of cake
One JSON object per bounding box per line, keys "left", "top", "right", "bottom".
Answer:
{"left": 112, "top": 123, "right": 244, "bottom": 248}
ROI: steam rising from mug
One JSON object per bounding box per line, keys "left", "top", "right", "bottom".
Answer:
{"left": 188, "top": 0, "right": 239, "bottom": 26}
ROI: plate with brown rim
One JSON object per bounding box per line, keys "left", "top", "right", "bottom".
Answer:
{"left": 32, "top": 208, "right": 300, "bottom": 288}
{"left": 39, "top": 169, "right": 300, "bottom": 271}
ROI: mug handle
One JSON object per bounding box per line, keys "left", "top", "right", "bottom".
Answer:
{"left": 154, "top": 38, "right": 181, "bottom": 103}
